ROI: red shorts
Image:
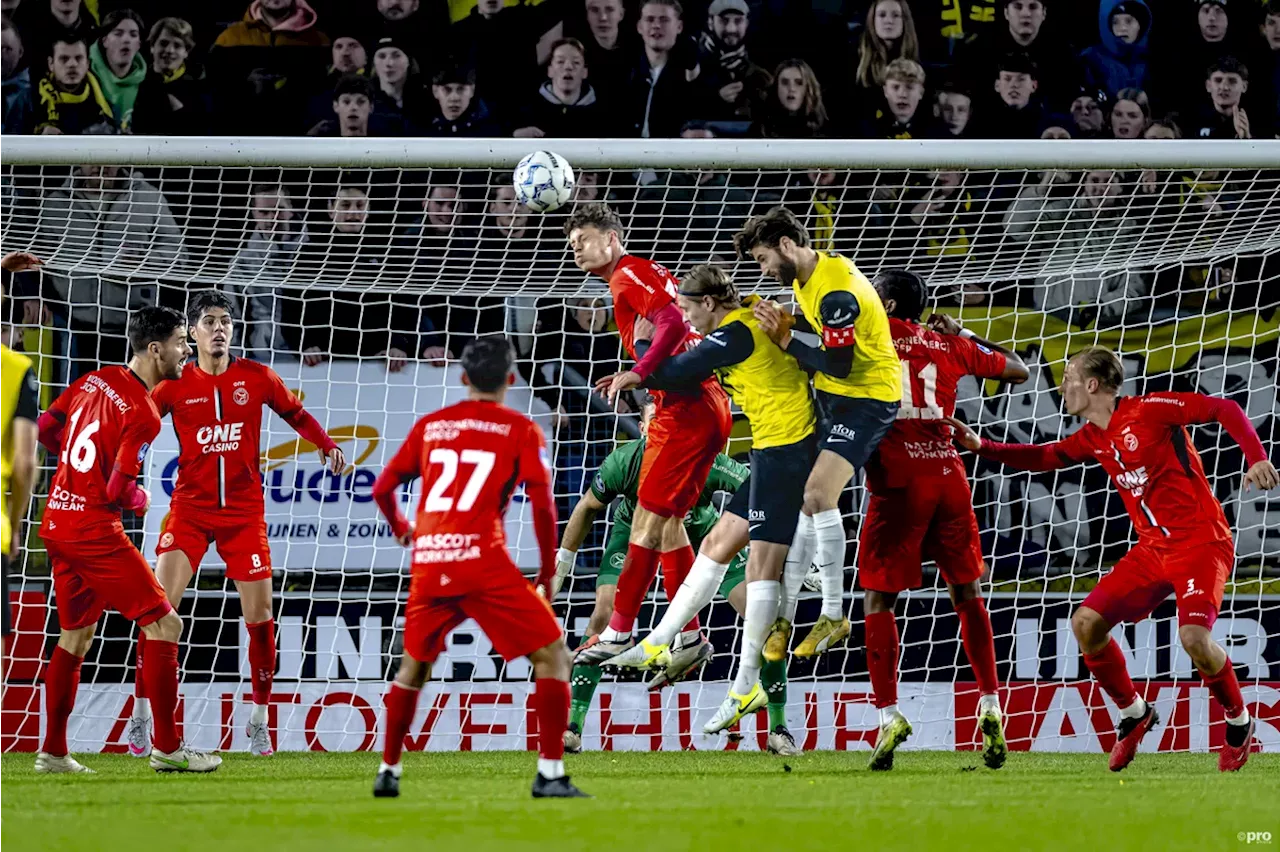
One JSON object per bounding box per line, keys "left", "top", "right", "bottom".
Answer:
{"left": 403, "top": 570, "right": 563, "bottom": 664}
{"left": 1082, "top": 538, "right": 1232, "bottom": 630}
{"left": 47, "top": 534, "right": 172, "bottom": 631}
{"left": 157, "top": 508, "right": 272, "bottom": 582}
{"left": 857, "top": 476, "right": 985, "bottom": 594}
{"left": 638, "top": 392, "right": 732, "bottom": 517}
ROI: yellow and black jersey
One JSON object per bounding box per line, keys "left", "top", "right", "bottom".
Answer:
{"left": 635, "top": 300, "right": 814, "bottom": 450}
{"left": 1, "top": 344, "right": 39, "bottom": 555}
{"left": 790, "top": 251, "right": 901, "bottom": 404}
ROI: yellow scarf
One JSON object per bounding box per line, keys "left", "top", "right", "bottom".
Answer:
{"left": 36, "top": 73, "right": 112, "bottom": 127}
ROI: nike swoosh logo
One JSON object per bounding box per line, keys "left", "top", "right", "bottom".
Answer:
{"left": 749, "top": 523, "right": 762, "bottom": 531}
{"left": 152, "top": 755, "right": 188, "bottom": 769}
{"left": 705, "top": 335, "right": 728, "bottom": 346}
{"left": 827, "top": 437, "right": 849, "bottom": 443}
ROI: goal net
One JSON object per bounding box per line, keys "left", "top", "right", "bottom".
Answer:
{"left": 2, "top": 138, "right": 1278, "bottom": 755}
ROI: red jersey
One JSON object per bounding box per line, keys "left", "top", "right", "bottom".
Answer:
{"left": 40, "top": 366, "right": 161, "bottom": 541}
{"left": 609, "top": 255, "right": 725, "bottom": 407}
{"left": 984, "top": 393, "right": 1250, "bottom": 547}
{"left": 376, "top": 399, "right": 552, "bottom": 593}
{"left": 866, "top": 318, "right": 1007, "bottom": 490}
{"left": 152, "top": 358, "right": 310, "bottom": 516}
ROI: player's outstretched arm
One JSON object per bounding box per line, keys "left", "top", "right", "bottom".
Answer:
{"left": 944, "top": 416, "right": 1082, "bottom": 472}
{"left": 635, "top": 321, "right": 754, "bottom": 388}
{"left": 928, "top": 313, "right": 1030, "bottom": 384}
{"left": 371, "top": 420, "right": 426, "bottom": 545}
{"left": 555, "top": 491, "right": 607, "bottom": 597}
{"left": 630, "top": 302, "right": 688, "bottom": 381}
{"left": 1142, "top": 392, "right": 1277, "bottom": 491}
{"left": 267, "top": 371, "right": 346, "bottom": 473}
{"left": 516, "top": 426, "right": 559, "bottom": 601}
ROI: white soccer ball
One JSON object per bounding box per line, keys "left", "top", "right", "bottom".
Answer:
{"left": 513, "top": 150, "right": 575, "bottom": 213}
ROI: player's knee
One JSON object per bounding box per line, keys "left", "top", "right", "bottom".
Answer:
{"left": 57, "top": 626, "right": 95, "bottom": 658}
{"left": 1177, "top": 624, "right": 1215, "bottom": 666}
{"left": 529, "top": 639, "right": 570, "bottom": 679}
{"left": 949, "top": 581, "right": 981, "bottom": 608}
{"left": 865, "top": 590, "right": 896, "bottom": 614}
{"left": 145, "top": 610, "right": 183, "bottom": 643}
{"left": 1071, "top": 607, "right": 1109, "bottom": 652}
{"left": 396, "top": 654, "right": 429, "bottom": 689}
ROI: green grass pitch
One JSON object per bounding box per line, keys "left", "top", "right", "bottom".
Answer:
{"left": 3, "top": 751, "right": 1278, "bottom": 851}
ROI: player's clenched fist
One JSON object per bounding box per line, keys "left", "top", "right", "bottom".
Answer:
{"left": 1244, "top": 460, "right": 1278, "bottom": 491}
{"left": 751, "top": 299, "right": 793, "bottom": 345}
{"left": 944, "top": 416, "right": 982, "bottom": 451}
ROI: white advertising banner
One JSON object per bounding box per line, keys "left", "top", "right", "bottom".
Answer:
{"left": 141, "top": 359, "right": 554, "bottom": 571}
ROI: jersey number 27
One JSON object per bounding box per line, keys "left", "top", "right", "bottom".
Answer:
{"left": 424, "top": 448, "right": 496, "bottom": 513}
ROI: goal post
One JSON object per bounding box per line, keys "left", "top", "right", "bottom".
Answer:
{"left": 1, "top": 137, "right": 1277, "bottom": 755}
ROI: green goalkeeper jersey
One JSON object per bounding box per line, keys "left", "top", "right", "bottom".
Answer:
{"left": 589, "top": 438, "right": 748, "bottom": 532}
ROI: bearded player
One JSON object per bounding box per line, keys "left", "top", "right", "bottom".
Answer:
{"left": 740, "top": 208, "right": 902, "bottom": 659}
{"left": 949, "top": 346, "right": 1277, "bottom": 772}
{"left": 855, "top": 271, "right": 1029, "bottom": 771}
{"left": 36, "top": 307, "right": 220, "bottom": 773}
{"left": 564, "top": 204, "right": 733, "bottom": 665}
{"left": 128, "top": 291, "right": 345, "bottom": 758}
{"left": 371, "top": 336, "right": 586, "bottom": 799}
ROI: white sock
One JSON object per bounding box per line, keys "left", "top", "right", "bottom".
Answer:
{"left": 812, "top": 509, "right": 846, "bottom": 620}
{"left": 250, "top": 703, "right": 268, "bottom": 726}
{"left": 1226, "top": 709, "right": 1251, "bottom": 726}
{"left": 132, "top": 697, "right": 152, "bottom": 721}
{"left": 978, "top": 694, "right": 1001, "bottom": 715}
{"left": 780, "top": 513, "right": 814, "bottom": 624}
{"left": 646, "top": 554, "right": 727, "bottom": 647}
{"left": 599, "top": 627, "right": 631, "bottom": 643}
{"left": 879, "top": 704, "right": 900, "bottom": 726}
{"left": 537, "top": 758, "right": 565, "bottom": 779}
{"left": 1118, "top": 696, "right": 1147, "bottom": 720}
{"left": 378, "top": 760, "right": 403, "bottom": 777}
{"left": 731, "top": 580, "right": 780, "bottom": 695}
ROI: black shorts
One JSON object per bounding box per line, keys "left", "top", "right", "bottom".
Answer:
{"left": 816, "top": 392, "right": 899, "bottom": 470}
{"left": 744, "top": 436, "right": 816, "bottom": 544}
{"left": 2, "top": 553, "right": 10, "bottom": 637}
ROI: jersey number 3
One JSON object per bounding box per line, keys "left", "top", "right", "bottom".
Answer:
{"left": 898, "top": 362, "right": 942, "bottom": 420}
{"left": 425, "top": 448, "right": 496, "bottom": 513}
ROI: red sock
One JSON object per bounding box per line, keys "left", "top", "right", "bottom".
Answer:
{"left": 144, "top": 639, "right": 182, "bottom": 754}
{"left": 608, "top": 543, "right": 661, "bottom": 634}
{"left": 1201, "top": 657, "right": 1246, "bottom": 719}
{"left": 42, "top": 645, "right": 83, "bottom": 756}
{"left": 864, "top": 611, "right": 899, "bottom": 709}
{"left": 1083, "top": 637, "right": 1139, "bottom": 711}
{"left": 381, "top": 683, "right": 420, "bottom": 767}
{"left": 246, "top": 619, "right": 276, "bottom": 706}
{"left": 660, "top": 545, "right": 700, "bottom": 632}
{"left": 956, "top": 597, "right": 999, "bottom": 696}
{"left": 135, "top": 632, "right": 147, "bottom": 700}
{"left": 534, "top": 678, "right": 570, "bottom": 760}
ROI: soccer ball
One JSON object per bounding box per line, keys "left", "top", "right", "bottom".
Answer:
{"left": 513, "top": 150, "right": 575, "bottom": 213}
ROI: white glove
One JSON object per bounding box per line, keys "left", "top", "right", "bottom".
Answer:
{"left": 552, "top": 548, "right": 576, "bottom": 598}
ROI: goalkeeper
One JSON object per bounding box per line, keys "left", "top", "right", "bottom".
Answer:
{"left": 554, "top": 400, "right": 800, "bottom": 757}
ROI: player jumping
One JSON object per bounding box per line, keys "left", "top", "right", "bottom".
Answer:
{"left": 949, "top": 346, "right": 1278, "bottom": 772}
{"left": 35, "top": 307, "right": 220, "bottom": 773}
{"left": 564, "top": 203, "right": 733, "bottom": 665}
{"left": 740, "top": 208, "right": 902, "bottom": 659}
{"left": 603, "top": 265, "right": 816, "bottom": 736}
{"left": 857, "top": 270, "right": 1029, "bottom": 771}
{"left": 370, "top": 336, "right": 587, "bottom": 799}
{"left": 128, "top": 291, "right": 345, "bottom": 758}
{"left": 555, "top": 400, "right": 802, "bottom": 756}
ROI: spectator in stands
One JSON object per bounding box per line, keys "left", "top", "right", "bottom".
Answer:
{"left": 1144, "top": 116, "right": 1180, "bottom": 139}
{"left": 1041, "top": 123, "right": 1071, "bottom": 138}
{"left": 452, "top": 0, "right": 545, "bottom": 121}
{"left": 1150, "top": 0, "right": 1245, "bottom": 117}
{"left": 754, "top": 58, "right": 828, "bottom": 137}
{"left": 849, "top": 0, "right": 920, "bottom": 118}
{"left": 148, "top": 17, "right": 208, "bottom": 134}
{"left": 1069, "top": 86, "right": 1107, "bottom": 137}
{"left": 859, "top": 57, "right": 930, "bottom": 137}
{"left": 1005, "top": 168, "right": 1149, "bottom": 325}
{"left": 623, "top": 0, "right": 696, "bottom": 138}
{"left": 1192, "top": 56, "right": 1252, "bottom": 138}
{"left": 1080, "top": 0, "right": 1151, "bottom": 97}
{"left": 370, "top": 36, "right": 427, "bottom": 132}
{"left": 33, "top": 36, "right": 112, "bottom": 133}
{"left": 210, "top": 0, "right": 330, "bottom": 135}
{"left": 36, "top": 145, "right": 183, "bottom": 376}
{"left": 577, "top": 0, "right": 631, "bottom": 98}
{"left": 89, "top": 9, "right": 172, "bottom": 133}
{"left": 1260, "top": 4, "right": 1280, "bottom": 129}
{"left": 1108, "top": 86, "right": 1149, "bottom": 138}
{"left": 398, "top": 182, "right": 477, "bottom": 277}
{"left": 933, "top": 79, "right": 973, "bottom": 138}
{"left": 962, "top": 0, "right": 1079, "bottom": 110}
{"left": 308, "top": 73, "right": 376, "bottom": 136}
{"left": 15, "top": 0, "right": 95, "bottom": 74}
{"left": 228, "top": 183, "right": 305, "bottom": 362}
{"left": 424, "top": 65, "right": 499, "bottom": 135}
{"left": 366, "top": 0, "right": 448, "bottom": 70}
{"left": 902, "top": 169, "right": 980, "bottom": 260}
{"left": 692, "top": 0, "right": 771, "bottom": 124}
{"left": 304, "top": 29, "right": 366, "bottom": 128}
{"left": 2, "top": 16, "right": 32, "bottom": 133}
{"left": 975, "top": 52, "right": 1056, "bottom": 138}
{"left": 513, "top": 37, "right": 604, "bottom": 138}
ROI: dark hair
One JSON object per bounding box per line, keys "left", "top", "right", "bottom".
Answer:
{"left": 432, "top": 65, "right": 476, "bottom": 87}
{"left": 733, "top": 206, "right": 809, "bottom": 259}
{"left": 678, "top": 264, "right": 740, "bottom": 306}
{"left": 1207, "top": 55, "right": 1249, "bottom": 81}
{"left": 334, "top": 73, "right": 375, "bottom": 101}
{"left": 461, "top": 335, "right": 514, "bottom": 392}
{"left": 1073, "top": 345, "right": 1124, "bottom": 392}
{"left": 48, "top": 35, "right": 88, "bottom": 58}
{"left": 996, "top": 52, "right": 1038, "bottom": 79}
{"left": 549, "top": 37, "right": 587, "bottom": 62}
{"left": 562, "top": 201, "right": 625, "bottom": 239}
{"left": 187, "top": 290, "right": 235, "bottom": 325}
{"left": 99, "top": 8, "right": 146, "bottom": 42}
{"left": 872, "top": 269, "right": 927, "bottom": 320}
{"left": 128, "top": 306, "right": 185, "bottom": 353}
